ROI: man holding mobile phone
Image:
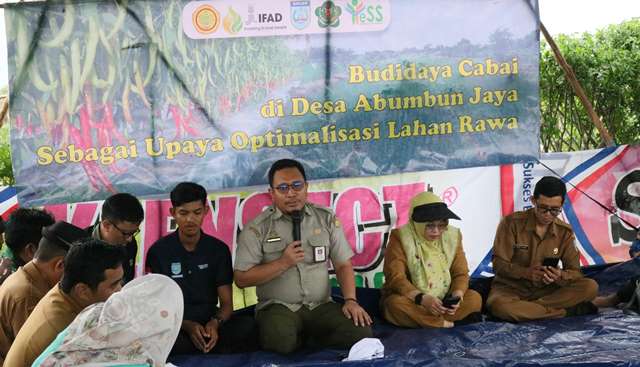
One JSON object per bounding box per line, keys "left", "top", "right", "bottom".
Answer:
{"left": 487, "top": 177, "right": 598, "bottom": 322}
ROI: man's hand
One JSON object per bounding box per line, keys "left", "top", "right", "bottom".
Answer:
{"left": 525, "top": 266, "right": 549, "bottom": 282}
{"left": 342, "top": 300, "right": 372, "bottom": 327}
{"left": 280, "top": 241, "right": 305, "bottom": 267}
{"left": 421, "top": 294, "right": 450, "bottom": 316}
{"left": 182, "top": 320, "right": 208, "bottom": 353}
{"left": 0, "top": 258, "right": 10, "bottom": 280}
{"left": 203, "top": 319, "right": 220, "bottom": 353}
{"left": 541, "top": 265, "right": 561, "bottom": 284}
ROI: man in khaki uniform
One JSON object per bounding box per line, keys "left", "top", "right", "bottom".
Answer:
{"left": 0, "top": 221, "right": 87, "bottom": 364}
{"left": 487, "top": 176, "right": 598, "bottom": 322}
{"left": 234, "top": 159, "right": 372, "bottom": 354}
{"left": 5, "top": 239, "right": 126, "bottom": 367}
{"left": 0, "top": 208, "right": 55, "bottom": 285}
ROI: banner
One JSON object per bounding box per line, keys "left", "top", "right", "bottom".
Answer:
{"left": 2, "top": 145, "right": 639, "bottom": 305}
{"left": 6, "top": 0, "right": 540, "bottom": 206}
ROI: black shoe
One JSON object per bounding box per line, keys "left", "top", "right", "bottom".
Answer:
{"left": 566, "top": 302, "right": 598, "bottom": 317}
{"left": 455, "top": 312, "right": 484, "bottom": 326}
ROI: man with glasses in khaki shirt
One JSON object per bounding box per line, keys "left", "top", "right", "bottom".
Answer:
{"left": 487, "top": 176, "right": 598, "bottom": 322}
{"left": 234, "top": 159, "right": 372, "bottom": 354}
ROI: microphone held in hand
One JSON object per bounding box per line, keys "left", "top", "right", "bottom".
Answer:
{"left": 291, "top": 210, "right": 302, "bottom": 242}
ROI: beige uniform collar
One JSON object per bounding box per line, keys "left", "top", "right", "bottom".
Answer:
{"left": 23, "top": 261, "right": 55, "bottom": 291}
{"left": 270, "top": 203, "right": 312, "bottom": 220}
{"left": 525, "top": 208, "right": 559, "bottom": 238}
{"left": 56, "top": 284, "right": 85, "bottom": 314}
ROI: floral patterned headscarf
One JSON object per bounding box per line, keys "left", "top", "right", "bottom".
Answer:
{"left": 398, "top": 192, "right": 460, "bottom": 299}
{"left": 36, "top": 274, "right": 183, "bottom": 367}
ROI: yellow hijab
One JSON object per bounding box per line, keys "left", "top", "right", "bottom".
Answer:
{"left": 398, "top": 192, "right": 460, "bottom": 299}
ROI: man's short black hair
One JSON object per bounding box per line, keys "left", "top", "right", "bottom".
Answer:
{"left": 101, "top": 193, "right": 144, "bottom": 224}
{"left": 534, "top": 176, "right": 567, "bottom": 203}
{"left": 4, "top": 208, "right": 55, "bottom": 258}
{"left": 170, "top": 182, "right": 207, "bottom": 207}
{"left": 35, "top": 221, "right": 89, "bottom": 262}
{"left": 60, "top": 238, "right": 127, "bottom": 294}
{"left": 268, "top": 159, "right": 307, "bottom": 187}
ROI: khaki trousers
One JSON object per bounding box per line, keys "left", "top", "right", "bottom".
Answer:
{"left": 382, "top": 289, "right": 482, "bottom": 328}
{"left": 487, "top": 278, "right": 598, "bottom": 322}
{"left": 256, "top": 302, "right": 372, "bottom": 354}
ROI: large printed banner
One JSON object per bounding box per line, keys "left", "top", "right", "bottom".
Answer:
{"left": 6, "top": 0, "right": 540, "bottom": 206}
{"left": 1, "top": 145, "right": 639, "bottom": 298}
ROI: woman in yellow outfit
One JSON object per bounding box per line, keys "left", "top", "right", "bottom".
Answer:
{"left": 381, "top": 192, "right": 482, "bottom": 328}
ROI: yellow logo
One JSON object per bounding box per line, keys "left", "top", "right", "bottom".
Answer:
{"left": 193, "top": 5, "right": 220, "bottom": 34}
{"left": 223, "top": 7, "right": 243, "bottom": 34}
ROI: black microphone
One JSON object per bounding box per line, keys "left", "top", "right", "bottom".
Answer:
{"left": 291, "top": 210, "right": 302, "bottom": 242}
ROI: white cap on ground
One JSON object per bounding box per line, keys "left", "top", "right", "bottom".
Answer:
{"left": 342, "top": 338, "right": 385, "bottom": 361}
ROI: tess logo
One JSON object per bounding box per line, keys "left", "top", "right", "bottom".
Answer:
{"left": 192, "top": 4, "right": 220, "bottom": 34}
{"left": 345, "top": 0, "right": 384, "bottom": 25}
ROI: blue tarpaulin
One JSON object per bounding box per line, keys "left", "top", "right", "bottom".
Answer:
{"left": 170, "top": 259, "right": 640, "bottom": 367}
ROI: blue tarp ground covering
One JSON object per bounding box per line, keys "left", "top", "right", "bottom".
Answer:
{"left": 170, "top": 259, "right": 640, "bottom": 367}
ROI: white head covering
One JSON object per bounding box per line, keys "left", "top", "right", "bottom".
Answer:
{"left": 38, "top": 274, "right": 183, "bottom": 367}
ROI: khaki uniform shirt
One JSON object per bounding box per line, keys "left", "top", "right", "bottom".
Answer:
{"left": 492, "top": 208, "right": 583, "bottom": 291}
{"left": 0, "top": 261, "right": 52, "bottom": 364}
{"left": 4, "top": 284, "right": 83, "bottom": 367}
{"left": 235, "top": 203, "right": 353, "bottom": 311}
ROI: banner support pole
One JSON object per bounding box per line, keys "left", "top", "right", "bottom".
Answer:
{"left": 539, "top": 22, "right": 615, "bottom": 147}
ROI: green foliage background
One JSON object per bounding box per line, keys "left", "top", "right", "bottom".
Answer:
{"left": 540, "top": 19, "right": 640, "bottom": 151}
{"left": 0, "top": 85, "right": 13, "bottom": 185}
{"left": 1, "top": 19, "right": 639, "bottom": 186}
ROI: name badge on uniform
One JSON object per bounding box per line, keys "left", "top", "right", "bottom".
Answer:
{"left": 514, "top": 244, "right": 529, "bottom": 250}
{"left": 314, "top": 246, "right": 326, "bottom": 262}
{"left": 266, "top": 236, "right": 281, "bottom": 243}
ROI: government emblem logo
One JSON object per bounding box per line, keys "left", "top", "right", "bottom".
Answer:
{"left": 315, "top": 0, "right": 341, "bottom": 28}
{"left": 192, "top": 4, "right": 220, "bottom": 34}
{"left": 171, "top": 262, "right": 182, "bottom": 275}
{"left": 291, "top": 1, "right": 310, "bottom": 30}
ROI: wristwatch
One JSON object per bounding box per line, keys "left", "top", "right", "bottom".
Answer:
{"left": 212, "top": 315, "right": 225, "bottom": 326}
{"left": 414, "top": 293, "right": 424, "bottom": 305}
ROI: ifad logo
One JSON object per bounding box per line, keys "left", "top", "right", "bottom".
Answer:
{"left": 192, "top": 4, "right": 220, "bottom": 34}
{"left": 291, "top": 1, "right": 310, "bottom": 30}
{"left": 223, "top": 7, "right": 243, "bottom": 34}
{"left": 315, "top": 0, "right": 341, "bottom": 28}
{"left": 345, "top": 0, "right": 384, "bottom": 24}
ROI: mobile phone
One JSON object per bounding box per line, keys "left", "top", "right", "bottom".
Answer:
{"left": 542, "top": 257, "right": 560, "bottom": 267}
{"left": 442, "top": 295, "right": 461, "bottom": 308}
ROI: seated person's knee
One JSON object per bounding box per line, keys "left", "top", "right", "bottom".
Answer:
{"left": 260, "top": 329, "right": 299, "bottom": 355}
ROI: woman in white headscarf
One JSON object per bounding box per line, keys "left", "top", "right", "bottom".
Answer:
{"left": 33, "top": 274, "right": 183, "bottom": 367}
{"left": 381, "top": 192, "right": 482, "bottom": 328}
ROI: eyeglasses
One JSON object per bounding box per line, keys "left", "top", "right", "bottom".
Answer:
{"left": 537, "top": 205, "right": 563, "bottom": 216}
{"left": 425, "top": 221, "right": 448, "bottom": 231}
{"left": 273, "top": 180, "right": 306, "bottom": 194}
{"left": 111, "top": 221, "right": 140, "bottom": 238}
